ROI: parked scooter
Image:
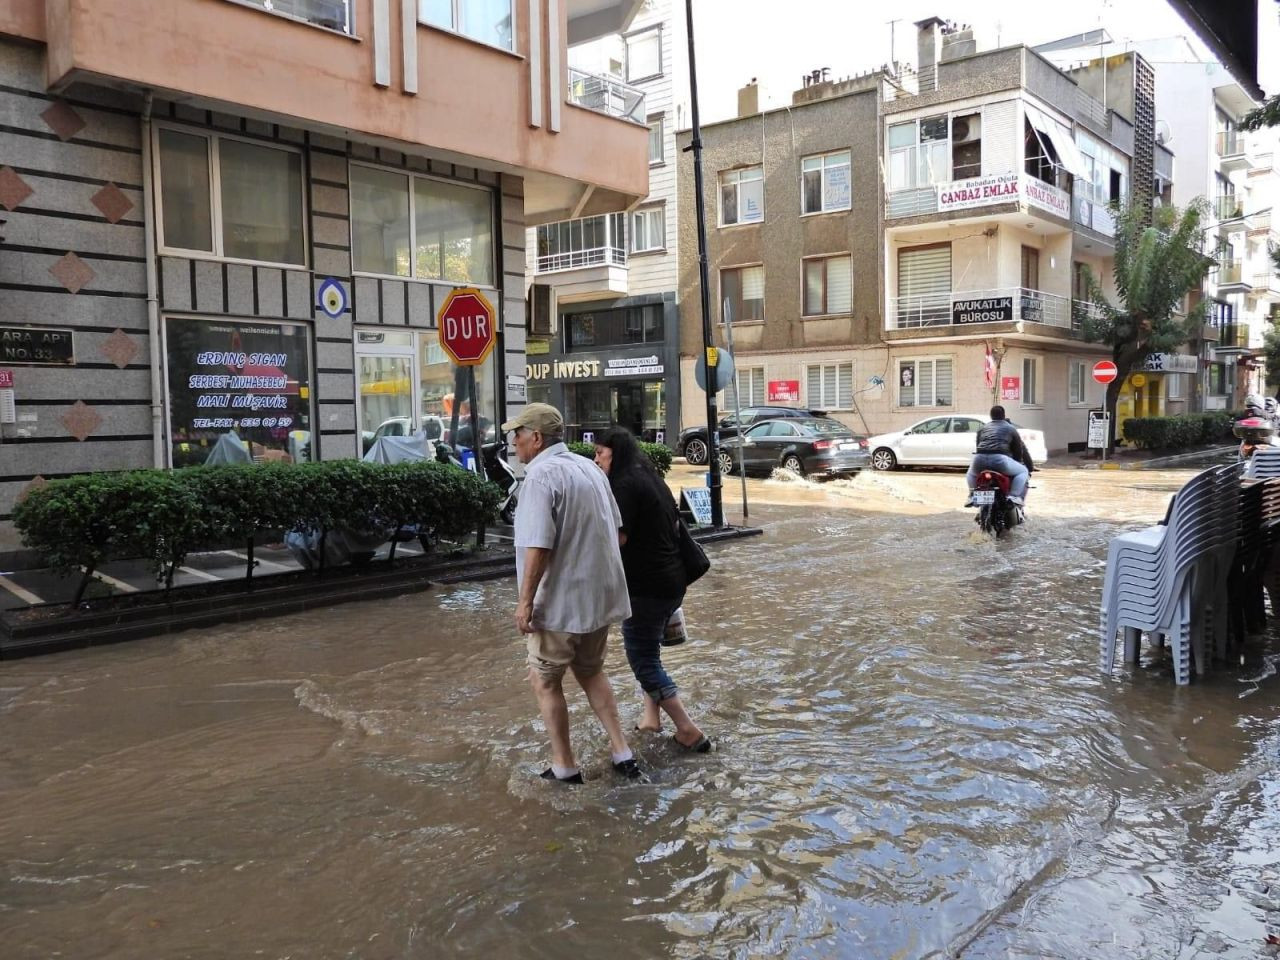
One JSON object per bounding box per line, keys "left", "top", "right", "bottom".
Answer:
{"left": 967, "top": 469, "right": 1025, "bottom": 538}
{"left": 1235, "top": 394, "right": 1277, "bottom": 461}
{"left": 481, "top": 441, "right": 522, "bottom": 525}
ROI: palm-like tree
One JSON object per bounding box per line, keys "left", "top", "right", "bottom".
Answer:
{"left": 1082, "top": 198, "right": 1214, "bottom": 447}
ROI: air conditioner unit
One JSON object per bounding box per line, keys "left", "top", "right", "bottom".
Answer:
{"left": 952, "top": 115, "right": 981, "bottom": 144}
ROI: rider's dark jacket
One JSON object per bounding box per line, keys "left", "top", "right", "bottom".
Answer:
{"left": 974, "top": 418, "right": 1034, "bottom": 471}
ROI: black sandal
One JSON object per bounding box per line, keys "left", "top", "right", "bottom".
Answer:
{"left": 673, "top": 734, "right": 712, "bottom": 753}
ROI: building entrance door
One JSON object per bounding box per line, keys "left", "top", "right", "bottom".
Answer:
{"left": 355, "top": 329, "right": 418, "bottom": 455}
{"left": 613, "top": 382, "right": 645, "bottom": 437}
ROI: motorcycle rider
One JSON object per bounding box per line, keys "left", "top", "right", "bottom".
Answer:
{"left": 964, "top": 405, "right": 1034, "bottom": 507}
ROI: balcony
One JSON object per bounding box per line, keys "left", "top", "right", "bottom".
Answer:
{"left": 886, "top": 169, "right": 1070, "bottom": 222}
{"left": 567, "top": 69, "right": 646, "bottom": 124}
{"left": 1215, "top": 194, "right": 1246, "bottom": 231}
{"left": 229, "top": 0, "right": 351, "bottom": 33}
{"left": 1216, "top": 131, "right": 1251, "bottom": 172}
{"left": 1215, "top": 322, "right": 1251, "bottom": 351}
{"left": 533, "top": 212, "right": 628, "bottom": 300}
{"left": 1252, "top": 270, "right": 1280, "bottom": 300}
{"left": 1216, "top": 260, "right": 1253, "bottom": 293}
{"left": 888, "top": 287, "right": 1077, "bottom": 333}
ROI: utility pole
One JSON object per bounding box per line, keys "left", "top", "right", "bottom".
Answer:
{"left": 683, "top": 0, "right": 724, "bottom": 527}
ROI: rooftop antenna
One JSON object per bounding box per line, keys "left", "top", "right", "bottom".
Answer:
{"left": 887, "top": 18, "right": 902, "bottom": 70}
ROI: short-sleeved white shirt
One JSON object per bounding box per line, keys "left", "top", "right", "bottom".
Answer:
{"left": 514, "top": 442, "right": 631, "bottom": 633}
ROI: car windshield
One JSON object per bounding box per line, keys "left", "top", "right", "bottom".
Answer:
{"left": 799, "top": 419, "right": 852, "bottom": 437}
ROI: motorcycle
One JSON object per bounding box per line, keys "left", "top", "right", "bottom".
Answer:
{"left": 481, "top": 440, "right": 522, "bottom": 525}
{"left": 1233, "top": 415, "right": 1276, "bottom": 461}
{"left": 968, "top": 469, "right": 1024, "bottom": 538}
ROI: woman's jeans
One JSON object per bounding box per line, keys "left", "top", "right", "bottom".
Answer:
{"left": 621, "top": 591, "right": 686, "bottom": 704}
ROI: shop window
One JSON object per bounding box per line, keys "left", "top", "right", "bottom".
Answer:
{"left": 157, "top": 128, "right": 305, "bottom": 266}
{"left": 1022, "top": 357, "right": 1040, "bottom": 406}
{"left": 1166, "top": 373, "right": 1186, "bottom": 400}
{"left": 648, "top": 114, "right": 664, "bottom": 164}
{"left": 721, "top": 265, "right": 764, "bottom": 322}
{"left": 420, "top": 333, "right": 496, "bottom": 446}
{"left": 563, "top": 304, "right": 664, "bottom": 350}
{"left": 720, "top": 166, "right": 764, "bottom": 226}
{"left": 1069, "top": 359, "right": 1088, "bottom": 405}
{"left": 631, "top": 205, "right": 665, "bottom": 253}
{"left": 806, "top": 362, "right": 853, "bottom": 410}
{"left": 803, "top": 255, "right": 852, "bottom": 316}
{"left": 899, "top": 357, "right": 953, "bottom": 408}
{"left": 625, "top": 26, "right": 662, "bottom": 81}
{"left": 420, "top": 0, "right": 514, "bottom": 51}
{"left": 350, "top": 163, "right": 494, "bottom": 286}
{"left": 164, "top": 316, "right": 314, "bottom": 467}
{"left": 801, "top": 150, "right": 851, "bottom": 214}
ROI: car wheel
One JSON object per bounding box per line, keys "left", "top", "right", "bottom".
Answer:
{"left": 717, "top": 450, "right": 735, "bottom": 475}
{"left": 685, "top": 437, "right": 708, "bottom": 465}
{"left": 781, "top": 453, "right": 805, "bottom": 475}
{"left": 871, "top": 448, "right": 897, "bottom": 471}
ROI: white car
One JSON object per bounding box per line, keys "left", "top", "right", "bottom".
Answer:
{"left": 866, "top": 414, "right": 1048, "bottom": 471}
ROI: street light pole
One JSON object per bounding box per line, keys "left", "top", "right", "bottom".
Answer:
{"left": 683, "top": 0, "right": 724, "bottom": 528}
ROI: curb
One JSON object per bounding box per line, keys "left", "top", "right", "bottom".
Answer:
{"left": 1075, "top": 444, "right": 1237, "bottom": 471}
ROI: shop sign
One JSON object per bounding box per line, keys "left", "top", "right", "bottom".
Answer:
{"left": 0, "top": 370, "right": 12, "bottom": 388}
{"left": 506, "top": 374, "right": 526, "bottom": 401}
{"left": 681, "top": 487, "right": 713, "bottom": 526}
{"left": 768, "top": 379, "right": 800, "bottom": 402}
{"left": 1141, "top": 353, "right": 1198, "bottom": 374}
{"left": 1088, "top": 410, "right": 1110, "bottom": 449}
{"left": 1023, "top": 177, "right": 1071, "bottom": 219}
{"left": 953, "top": 297, "right": 1013, "bottom": 325}
{"left": 0, "top": 325, "right": 75, "bottom": 365}
{"left": 165, "top": 317, "right": 312, "bottom": 467}
{"left": 937, "top": 173, "right": 1019, "bottom": 213}
{"left": 1001, "top": 376, "right": 1021, "bottom": 401}
{"left": 527, "top": 339, "right": 551, "bottom": 356}
{"left": 603, "top": 355, "right": 662, "bottom": 377}
{"left": 525, "top": 359, "right": 601, "bottom": 381}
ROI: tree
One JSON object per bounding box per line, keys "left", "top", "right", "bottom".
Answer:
{"left": 1081, "top": 198, "right": 1214, "bottom": 448}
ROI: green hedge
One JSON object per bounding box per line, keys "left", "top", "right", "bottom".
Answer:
{"left": 1121, "top": 411, "right": 1235, "bottom": 450}
{"left": 567, "top": 440, "right": 673, "bottom": 476}
{"left": 13, "top": 460, "right": 501, "bottom": 603}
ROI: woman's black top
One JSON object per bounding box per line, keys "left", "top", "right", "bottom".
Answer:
{"left": 609, "top": 466, "right": 685, "bottom": 599}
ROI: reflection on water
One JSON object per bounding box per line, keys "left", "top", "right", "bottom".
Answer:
{"left": 1, "top": 502, "right": 1278, "bottom": 959}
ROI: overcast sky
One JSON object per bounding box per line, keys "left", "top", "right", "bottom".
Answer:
{"left": 685, "top": 0, "right": 1279, "bottom": 124}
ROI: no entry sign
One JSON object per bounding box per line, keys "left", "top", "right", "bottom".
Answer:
{"left": 1092, "top": 360, "right": 1118, "bottom": 384}
{"left": 437, "top": 288, "right": 496, "bottom": 366}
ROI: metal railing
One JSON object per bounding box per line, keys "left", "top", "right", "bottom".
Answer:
{"left": 1216, "top": 322, "right": 1251, "bottom": 349}
{"left": 534, "top": 212, "right": 627, "bottom": 274}
{"left": 1216, "top": 130, "right": 1244, "bottom": 158}
{"left": 567, "top": 68, "right": 646, "bottom": 124}
{"left": 236, "top": 0, "right": 352, "bottom": 32}
{"left": 1217, "top": 260, "right": 1250, "bottom": 287}
{"left": 1252, "top": 271, "right": 1280, "bottom": 296}
{"left": 1215, "top": 194, "right": 1244, "bottom": 221}
{"left": 888, "top": 287, "right": 1075, "bottom": 330}
{"left": 1074, "top": 88, "right": 1108, "bottom": 129}
{"left": 1073, "top": 300, "right": 1106, "bottom": 331}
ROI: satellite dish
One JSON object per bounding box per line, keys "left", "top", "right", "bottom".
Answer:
{"left": 1155, "top": 120, "right": 1173, "bottom": 146}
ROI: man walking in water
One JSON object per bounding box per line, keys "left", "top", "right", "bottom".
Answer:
{"left": 504, "top": 403, "right": 641, "bottom": 783}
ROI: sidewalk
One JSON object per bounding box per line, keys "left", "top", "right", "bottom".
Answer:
{"left": 1051, "top": 444, "right": 1237, "bottom": 472}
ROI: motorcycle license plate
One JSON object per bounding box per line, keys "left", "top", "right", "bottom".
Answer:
{"left": 973, "top": 489, "right": 996, "bottom": 505}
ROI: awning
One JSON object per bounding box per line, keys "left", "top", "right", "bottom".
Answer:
{"left": 1025, "top": 103, "right": 1091, "bottom": 180}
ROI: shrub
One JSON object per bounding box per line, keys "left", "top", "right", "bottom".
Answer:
{"left": 1121, "top": 412, "right": 1235, "bottom": 450}
{"left": 12, "top": 460, "right": 502, "bottom": 604}
{"left": 567, "top": 440, "right": 673, "bottom": 476}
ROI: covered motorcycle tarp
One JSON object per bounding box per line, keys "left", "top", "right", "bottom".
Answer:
{"left": 361, "top": 433, "right": 432, "bottom": 464}
{"left": 203, "top": 431, "right": 253, "bottom": 465}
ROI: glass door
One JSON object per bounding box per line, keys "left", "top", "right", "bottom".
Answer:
{"left": 355, "top": 329, "right": 417, "bottom": 455}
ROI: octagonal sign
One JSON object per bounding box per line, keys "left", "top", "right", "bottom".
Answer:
{"left": 437, "top": 288, "right": 497, "bottom": 367}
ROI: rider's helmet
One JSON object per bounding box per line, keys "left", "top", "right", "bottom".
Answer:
{"left": 1245, "top": 393, "right": 1267, "bottom": 415}
{"left": 1265, "top": 397, "right": 1277, "bottom": 416}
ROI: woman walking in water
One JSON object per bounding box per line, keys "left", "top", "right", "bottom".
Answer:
{"left": 594, "top": 427, "right": 711, "bottom": 753}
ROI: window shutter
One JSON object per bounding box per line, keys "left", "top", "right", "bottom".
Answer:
{"left": 804, "top": 261, "right": 823, "bottom": 315}
{"left": 934, "top": 359, "right": 953, "bottom": 406}
{"left": 742, "top": 266, "right": 764, "bottom": 300}
{"left": 751, "top": 368, "right": 765, "bottom": 405}
{"left": 981, "top": 101, "right": 1017, "bottom": 175}
{"left": 807, "top": 366, "right": 822, "bottom": 407}
{"left": 827, "top": 258, "right": 852, "bottom": 313}
{"left": 919, "top": 361, "right": 934, "bottom": 408}
{"left": 838, "top": 362, "right": 853, "bottom": 409}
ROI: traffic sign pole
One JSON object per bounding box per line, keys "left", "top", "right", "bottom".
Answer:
{"left": 1092, "top": 360, "right": 1119, "bottom": 455}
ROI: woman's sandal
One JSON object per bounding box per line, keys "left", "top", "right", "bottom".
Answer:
{"left": 673, "top": 734, "right": 712, "bottom": 753}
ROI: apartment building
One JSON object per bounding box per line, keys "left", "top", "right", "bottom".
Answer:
{"left": 1040, "top": 33, "right": 1280, "bottom": 413}
{"left": 677, "top": 20, "right": 1166, "bottom": 453}
{"left": 0, "top": 0, "right": 649, "bottom": 553}
{"left": 524, "top": 0, "right": 687, "bottom": 443}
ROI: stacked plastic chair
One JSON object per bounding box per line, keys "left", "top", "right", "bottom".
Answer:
{"left": 1099, "top": 463, "right": 1242, "bottom": 684}
{"left": 1244, "top": 445, "right": 1280, "bottom": 479}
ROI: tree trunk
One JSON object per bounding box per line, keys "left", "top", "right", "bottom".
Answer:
{"left": 1105, "top": 338, "right": 1151, "bottom": 453}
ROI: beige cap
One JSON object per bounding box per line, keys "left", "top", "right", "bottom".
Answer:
{"left": 501, "top": 402, "right": 564, "bottom": 436}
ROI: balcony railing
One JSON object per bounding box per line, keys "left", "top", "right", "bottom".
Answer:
{"left": 534, "top": 212, "right": 627, "bottom": 274}
{"left": 1216, "top": 322, "right": 1251, "bottom": 350}
{"left": 1215, "top": 194, "right": 1244, "bottom": 221}
{"left": 233, "top": 0, "right": 352, "bottom": 33}
{"left": 889, "top": 287, "right": 1076, "bottom": 331}
{"left": 1216, "top": 131, "right": 1244, "bottom": 158}
{"left": 1217, "top": 260, "right": 1251, "bottom": 288}
{"left": 1253, "top": 271, "right": 1280, "bottom": 296}
{"left": 567, "top": 69, "right": 646, "bottom": 124}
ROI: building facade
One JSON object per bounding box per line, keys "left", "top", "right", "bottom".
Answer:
{"left": 0, "top": 0, "right": 649, "bottom": 554}
{"left": 524, "top": 0, "right": 686, "bottom": 443}
{"left": 676, "top": 22, "right": 1166, "bottom": 454}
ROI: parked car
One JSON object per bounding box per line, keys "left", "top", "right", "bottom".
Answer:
{"left": 866, "top": 414, "right": 1049, "bottom": 471}
{"left": 717, "top": 417, "right": 869, "bottom": 478}
{"left": 678, "top": 406, "right": 829, "bottom": 464}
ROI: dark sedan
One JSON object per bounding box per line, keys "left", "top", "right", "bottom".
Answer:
{"left": 716, "top": 418, "right": 869, "bottom": 478}
{"left": 678, "top": 406, "right": 829, "bottom": 464}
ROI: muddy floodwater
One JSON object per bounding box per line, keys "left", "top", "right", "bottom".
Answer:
{"left": 2, "top": 467, "right": 1279, "bottom": 959}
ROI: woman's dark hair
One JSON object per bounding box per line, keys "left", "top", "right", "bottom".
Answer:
{"left": 596, "top": 426, "right": 670, "bottom": 502}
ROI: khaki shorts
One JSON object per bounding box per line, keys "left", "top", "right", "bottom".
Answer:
{"left": 526, "top": 625, "right": 610, "bottom": 680}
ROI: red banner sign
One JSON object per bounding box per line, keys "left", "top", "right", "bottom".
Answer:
{"left": 1000, "top": 376, "right": 1021, "bottom": 401}
{"left": 767, "top": 379, "right": 800, "bottom": 402}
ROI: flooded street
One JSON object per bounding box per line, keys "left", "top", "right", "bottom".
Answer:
{"left": 2, "top": 465, "right": 1279, "bottom": 959}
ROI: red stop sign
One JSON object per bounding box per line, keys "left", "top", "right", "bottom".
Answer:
{"left": 437, "top": 288, "right": 497, "bottom": 366}
{"left": 1092, "top": 360, "right": 1118, "bottom": 384}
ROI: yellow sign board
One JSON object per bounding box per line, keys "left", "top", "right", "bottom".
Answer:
{"left": 706, "top": 347, "right": 718, "bottom": 367}
{"left": 1130, "top": 373, "right": 1148, "bottom": 388}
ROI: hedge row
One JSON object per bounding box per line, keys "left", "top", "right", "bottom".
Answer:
{"left": 13, "top": 461, "right": 501, "bottom": 603}
{"left": 567, "top": 441, "right": 674, "bottom": 476}
{"left": 1121, "top": 412, "right": 1236, "bottom": 450}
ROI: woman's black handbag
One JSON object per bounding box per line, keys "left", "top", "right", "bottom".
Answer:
{"left": 676, "top": 519, "right": 711, "bottom": 585}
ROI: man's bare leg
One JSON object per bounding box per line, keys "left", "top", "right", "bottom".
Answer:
{"left": 530, "top": 670, "right": 575, "bottom": 769}
{"left": 573, "top": 668, "right": 629, "bottom": 757}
